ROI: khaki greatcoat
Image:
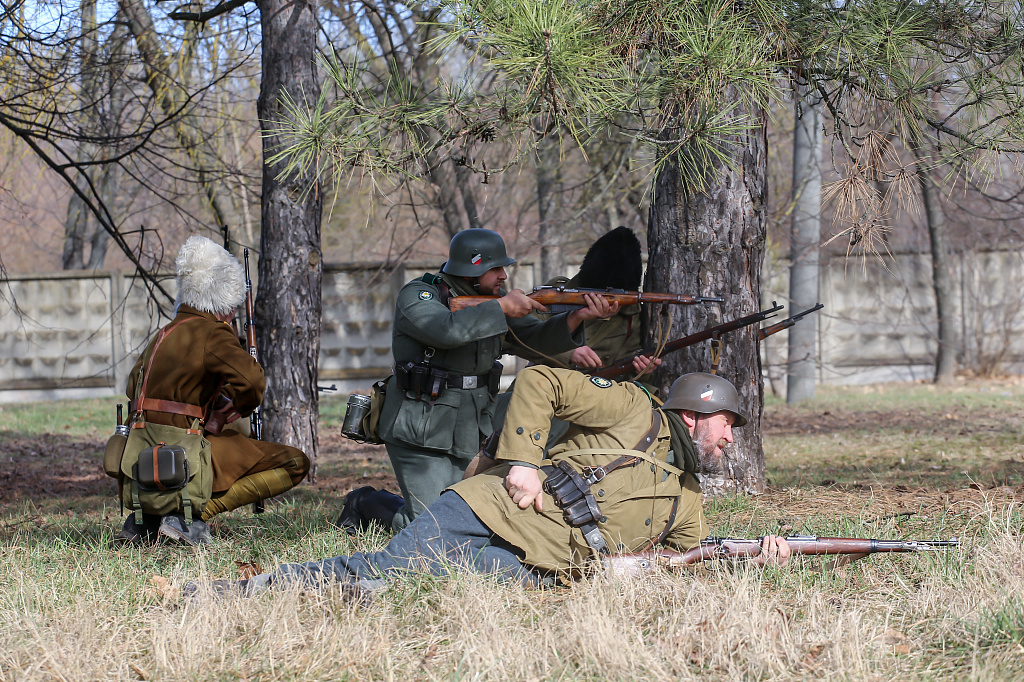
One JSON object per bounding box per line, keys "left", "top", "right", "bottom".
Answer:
{"left": 451, "top": 366, "right": 707, "bottom": 580}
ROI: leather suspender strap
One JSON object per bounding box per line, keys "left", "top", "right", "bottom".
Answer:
{"left": 579, "top": 411, "right": 663, "bottom": 484}
{"left": 639, "top": 495, "right": 680, "bottom": 552}
{"left": 132, "top": 317, "right": 204, "bottom": 421}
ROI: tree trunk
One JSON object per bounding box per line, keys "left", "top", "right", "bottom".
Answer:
{"left": 63, "top": 186, "right": 90, "bottom": 269}
{"left": 86, "top": 162, "right": 119, "bottom": 269}
{"left": 645, "top": 102, "right": 768, "bottom": 496}
{"left": 85, "top": 19, "right": 130, "bottom": 271}
{"left": 62, "top": 0, "right": 99, "bottom": 271}
{"left": 786, "top": 86, "right": 822, "bottom": 403}
{"left": 912, "top": 141, "right": 958, "bottom": 384}
{"left": 256, "top": 0, "right": 323, "bottom": 478}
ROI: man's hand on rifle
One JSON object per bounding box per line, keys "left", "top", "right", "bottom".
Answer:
{"left": 571, "top": 345, "right": 603, "bottom": 368}
{"left": 498, "top": 290, "right": 547, "bottom": 318}
{"left": 567, "top": 292, "right": 621, "bottom": 331}
{"left": 751, "top": 535, "right": 792, "bottom": 568}
{"left": 631, "top": 354, "right": 661, "bottom": 374}
{"left": 505, "top": 465, "right": 544, "bottom": 512}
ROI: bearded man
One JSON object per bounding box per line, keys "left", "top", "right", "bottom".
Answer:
{"left": 191, "top": 368, "right": 787, "bottom": 595}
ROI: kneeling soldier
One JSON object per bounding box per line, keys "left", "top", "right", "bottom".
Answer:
{"left": 337, "top": 228, "right": 618, "bottom": 534}
{"left": 191, "top": 367, "right": 787, "bottom": 593}
{"left": 114, "top": 236, "right": 309, "bottom": 546}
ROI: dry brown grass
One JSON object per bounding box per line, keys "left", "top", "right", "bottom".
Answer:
{"left": 3, "top": 381, "right": 1024, "bottom": 680}
{"left": 1, "top": 520, "right": 1017, "bottom": 681}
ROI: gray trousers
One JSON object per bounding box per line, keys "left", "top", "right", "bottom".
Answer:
{"left": 384, "top": 441, "right": 469, "bottom": 531}
{"left": 270, "top": 492, "right": 540, "bottom": 588}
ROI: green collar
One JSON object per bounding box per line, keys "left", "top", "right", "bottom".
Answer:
{"left": 439, "top": 271, "right": 480, "bottom": 297}
{"left": 663, "top": 409, "right": 699, "bottom": 474}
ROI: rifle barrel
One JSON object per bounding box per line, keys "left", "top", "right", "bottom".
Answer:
{"left": 757, "top": 303, "right": 823, "bottom": 341}
{"left": 243, "top": 248, "right": 264, "bottom": 514}
{"left": 592, "top": 302, "right": 784, "bottom": 380}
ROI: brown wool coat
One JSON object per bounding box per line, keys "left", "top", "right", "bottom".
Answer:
{"left": 126, "top": 305, "right": 307, "bottom": 492}
{"left": 450, "top": 366, "right": 707, "bottom": 580}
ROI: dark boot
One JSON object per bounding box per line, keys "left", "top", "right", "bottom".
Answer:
{"left": 362, "top": 489, "right": 406, "bottom": 529}
{"left": 158, "top": 514, "right": 212, "bottom": 546}
{"left": 113, "top": 513, "right": 161, "bottom": 547}
{"left": 334, "top": 487, "right": 405, "bottom": 535}
{"left": 334, "top": 486, "right": 376, "bottom": 534}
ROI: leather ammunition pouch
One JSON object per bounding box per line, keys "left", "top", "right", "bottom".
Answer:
{"left": 544, "top": 461, "right": 605, "bottom": 525}
{"left": 542, "top": 460, "right": 608, "bottom": 554}
{"left": 541, "top": 411, "right": 664, "bottom": 557}
{"left": 395, "top": 360, "right": 502, "bottom": 402}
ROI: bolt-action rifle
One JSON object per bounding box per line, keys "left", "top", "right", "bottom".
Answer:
{"left": 244, "top": 249, "right": 265, "bottom": 515}
{"left": 603, "top": 535, "right": 960, "bottom": 577}
{"left": 757, "top": 303, "right": 824, "bottom": 341}
{"left": 448, "top": 286, "right": 723, "bottom": 313}
{"left": 590, "top": 302, "right": 785, "bottom": 380}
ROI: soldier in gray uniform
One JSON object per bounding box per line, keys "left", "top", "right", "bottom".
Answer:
{"left": 338, "top": 229, "right": 619, "bottom": 533}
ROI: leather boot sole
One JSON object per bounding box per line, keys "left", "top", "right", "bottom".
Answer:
{"left": 158, "top": 521, "right": 210, "bottom": 546}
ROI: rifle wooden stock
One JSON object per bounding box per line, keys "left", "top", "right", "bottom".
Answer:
{"left": 448, "top": 286, "right": 723, "bottom": 313}
{"left": 591, "top": 302, "right": 784, "bottom": 380}
{"left": 603, "top": 535, "right": 960, "bottom": 578}
{"left": 757, "top": 303, "right": 824, "bottom": 341}
{"left": 243, "top": 249, "right": 265, "bottom": 514}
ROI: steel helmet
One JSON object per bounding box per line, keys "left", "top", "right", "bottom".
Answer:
{"left": 441, "top": 229, "right": 516, "bottom": 278}
{"left": 661, "top": 372, "right": 747, "bottom": 426}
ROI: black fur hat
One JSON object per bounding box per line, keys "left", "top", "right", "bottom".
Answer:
{"left": 574, "top": 226, "right": 643, "bottom": 291}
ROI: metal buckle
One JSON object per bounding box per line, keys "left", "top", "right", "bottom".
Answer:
{"left": 461, "top": 375, "right": 478, "bottom": 389}
{"left": 583, "top": 466, "right": 606, "bottom": 484}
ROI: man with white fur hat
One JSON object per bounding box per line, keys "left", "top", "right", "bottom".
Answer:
{"left": 115, "top": 235, "right": 309, "bottom": 546}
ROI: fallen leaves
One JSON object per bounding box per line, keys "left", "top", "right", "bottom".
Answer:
{"left": 146, "top": 575, "right": 178, "bottom": 601}
{"left": 235, "top": 561, "right": 263, "bottom": 580}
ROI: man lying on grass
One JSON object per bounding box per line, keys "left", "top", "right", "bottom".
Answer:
{"left": 189, "top": 368, "right": 790, "bottom": 597}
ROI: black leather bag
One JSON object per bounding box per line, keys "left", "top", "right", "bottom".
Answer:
{"left": 133, "top": 442, "right": 190, "bottom": 491}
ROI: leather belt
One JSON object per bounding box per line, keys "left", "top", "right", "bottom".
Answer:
{"left": 445, "top": 373, "right": 490, "bottom": 390}
{"left": 129, "top": 398, "right": 204, "bottom": 420}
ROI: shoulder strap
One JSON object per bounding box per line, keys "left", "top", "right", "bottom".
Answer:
{"left": 591, "top": 410, "right": 662, "bottom": 475}
{"left": 559, "top": 411, "right": 683, "bottom": 482}
{"left": 131, "top": 317, "right": 205, "bottom": 421}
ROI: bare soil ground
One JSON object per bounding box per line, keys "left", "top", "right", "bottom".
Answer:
{"left": 5, "top": 380, "right": 1023, "bottom": 531}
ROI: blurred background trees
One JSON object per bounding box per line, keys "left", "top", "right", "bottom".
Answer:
{"left": 3, "top": 0, "right": 1024, "bottom": 488}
